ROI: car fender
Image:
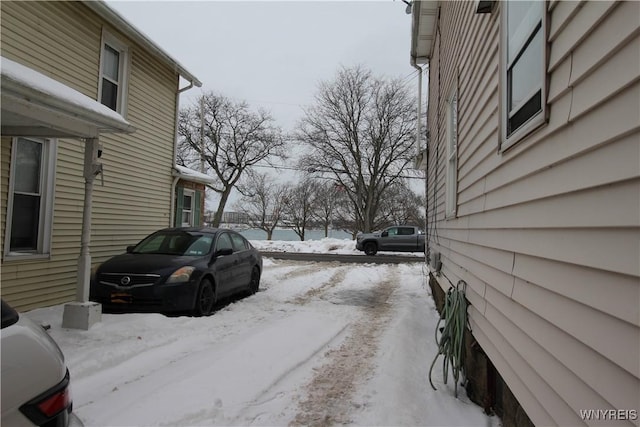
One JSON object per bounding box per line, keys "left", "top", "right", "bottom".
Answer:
{"left": 1, "top": 316, "right": 66, "bottom": 421}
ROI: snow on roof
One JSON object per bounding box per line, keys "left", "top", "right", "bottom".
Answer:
{"left": 173, "top": 165, "right": 216, "bottom": 185}
{"left": 1, "top": 56, "right": 133, "bottom": 130}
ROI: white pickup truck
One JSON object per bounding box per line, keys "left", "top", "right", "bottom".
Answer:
{"left": 355, "top": 225, "right": 425, "bottom": 256}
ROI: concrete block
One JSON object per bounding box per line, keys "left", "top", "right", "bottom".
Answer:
{"left": 62, "top": 302, "right": 102, "bottom": 330}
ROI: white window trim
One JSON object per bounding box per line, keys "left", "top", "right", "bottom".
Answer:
{"left": 445, "top": 88, "right": 458, "bottom": 218}
{"left": 181, "top": 189, "right": 195, "bottom": 227}
{"left": 3, "top": 137, "right": 57, "bottom": 261}
{"left": 500, "top": 0, "right": 548, "bottom": 152}
{"left": 98, "top": 29, "right": 129, "bottom": 116}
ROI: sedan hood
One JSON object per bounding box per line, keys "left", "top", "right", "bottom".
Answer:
{"left": 98, "top": 253, "right": 203, "bottom": 276}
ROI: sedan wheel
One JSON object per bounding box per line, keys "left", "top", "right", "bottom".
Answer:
{"left": 247, "top": 267, "right": 260, "bottom": 295}
{"left": 193, "top": 278, "right": 215, "bottom": 316}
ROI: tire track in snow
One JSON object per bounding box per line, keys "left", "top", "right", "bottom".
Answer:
{"left": 290, "top": 266, "right": 398, "bottom": 426}
{"left": 287, "top": 267, "right": 347, "bottom": 306}
{"left": 281, "top": 262, "right": 340, "bottom": 281}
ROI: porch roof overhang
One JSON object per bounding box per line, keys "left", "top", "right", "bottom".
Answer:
{"left": 173, "top": 165, "right": 216, "bottom": 185}
{"left": 1, "top": 56, "right": 136, "bottom": 139}
{"left": 410, "top": 0, "right": 439, "bottom": 65}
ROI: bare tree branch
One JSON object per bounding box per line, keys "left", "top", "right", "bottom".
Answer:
{"left": 296, "top": 66, "right": 416, "bottom": 233}
{"left": 178, "top": 92, "right": 287, "bottom": 226}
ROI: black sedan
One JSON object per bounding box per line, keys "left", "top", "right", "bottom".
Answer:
{"left": 90, "top": 227, "right": 262, "bottom": 316}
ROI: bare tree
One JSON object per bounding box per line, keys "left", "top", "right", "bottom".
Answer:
{"left": 332, "top": 189, "right": 360, "bottom": 239}
{"left": 234, "top": 170, "right": 288, "bottom": 240}
{"left": 312, "top": 180, "right": 341, "bottom": 238}
{"left": 296, "top": 66, "right": 416, "bottom": 234}
{"left": 178, "top": 92, "right": 287, "bottom": 226}
{"left": 375, "top": 180, "right": 426, "bottom": 228}
{"left": 283, "top": 178, "right": 317, "bottom": 241}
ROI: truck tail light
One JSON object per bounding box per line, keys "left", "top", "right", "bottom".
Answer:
{"left": 20, "top": 370, "right": 72, "bottom": 426}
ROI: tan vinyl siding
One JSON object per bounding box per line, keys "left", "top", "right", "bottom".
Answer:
{"left": 1, "top": 2, "right": 180, "bottom": 311}
{"left": 0, "top": 138, "right": 12, "bottom": 259}
{"left": 426, "top": 1, "right": 640, "bottom": 425}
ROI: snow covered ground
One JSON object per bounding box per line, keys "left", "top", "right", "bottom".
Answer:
{"left": 250, "top": 236, "right": 424, "bottom": 258}
{"left": 25, "top": 238, "right": 498, "bottom": 427}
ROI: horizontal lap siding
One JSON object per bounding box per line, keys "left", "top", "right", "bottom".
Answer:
{"left": 90, "top": 20, "right": 178, "bottom": 262}
{"left": 1, "top": 138, "right": 12, "bottom": 258}
{"left": 427, "top": 1, "right": 640, "bottom": 425}
{"left": 0, "top": 2, "right": 179, "bottom": 311}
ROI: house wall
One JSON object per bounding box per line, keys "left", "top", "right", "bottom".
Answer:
{"left": 1, "top": 1, "right": 180, "bottom": 310}
{"left": 425, "top": 1, "right": 639, "bottom": 425}
{"left": 174, "top": 180, "right": 206, "bottom": 227}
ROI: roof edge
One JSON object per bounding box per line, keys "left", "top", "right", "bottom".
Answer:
{"left": 410, "top": 0, "right": 438, "bottom": 65}
{"left": 173, "top": 165, "right": 216, "bottom": 185}
{"left": 86, "top": 1, "right": 202, "bottom": 88}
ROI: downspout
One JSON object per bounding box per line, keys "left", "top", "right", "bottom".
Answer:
{"left": 411, "top": 57, "right": 429, "bottom": 262}
{"left": 170, "top": 81, "right": 197, "bottom": 227}
{"left": 411, "top": 57, "right": 423, "bottom": 160}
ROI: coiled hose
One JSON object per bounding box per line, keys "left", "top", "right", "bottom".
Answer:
{"left": 428, "top": 280, "right": 468, "bottom": 398}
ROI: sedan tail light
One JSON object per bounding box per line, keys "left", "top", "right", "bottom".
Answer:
{"left": 20, "top": 370, "right": 72, "bottom": 426}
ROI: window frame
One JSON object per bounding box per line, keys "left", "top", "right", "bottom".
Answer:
{"left": 98, "top": 30, "right": 129, "bottom": 115}
{"left": 445, "top": 87, "right": 458, "bottom": 218}
{"left": 500, "top": 0, "right": 548, "bottom": 151}
{"left": 230, "top": 233, "right": 249, "bottom": 252}
{"left": 181, "top": 189, "right": 195, "bottom": 227}
{"left": 215, "top": 232, "right": 234, "bottom": 253}
{"left": 3, "top": 137, "right": 57, "bottom": 260}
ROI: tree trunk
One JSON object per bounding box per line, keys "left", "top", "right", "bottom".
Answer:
{"left": 212, "top": 187, "right": 232, "bottom": 227}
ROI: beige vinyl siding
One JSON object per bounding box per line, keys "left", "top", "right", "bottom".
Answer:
{"left": 0, "top": 138, "right": 12, "bottom": 258}
{"left": 0, "top": 2, "right": 180, "bottom": 311}
{"left": 426, "top": 1, "right": 640, "bottom": 425}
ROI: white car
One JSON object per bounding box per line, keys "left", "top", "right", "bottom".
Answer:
{"left": 1, "top": 299, "right": 83, "bottom": 427}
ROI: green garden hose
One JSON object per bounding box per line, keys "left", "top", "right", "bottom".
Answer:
{"left": 428, "top": 280, "right": 468, "bottom": 398}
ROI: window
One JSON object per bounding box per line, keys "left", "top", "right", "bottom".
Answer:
{"left": 230, "top": 233, "right": 249, "bottom": 252}
{"left": 4, "top": 138, "right": 56, "bottom": 258}
{"left": 446, "top": 89, "right": 458, "bottom": 218}
{"left": 185, "top": 236, "right": 213, "bottom": 256}
{"left": 398, "top": 227, "right": 415, "bottom": 236}
{"left": 502, "top": 0, "right": 546, "bottom": 148}
{"left": 181, "top": 189, "right": 194, "bottom": 227}
{"left": 98, "top": 31, "right": 128, "bottom": 114}
{"left": 216, "top": 233, "right": 233, "bottom": 252}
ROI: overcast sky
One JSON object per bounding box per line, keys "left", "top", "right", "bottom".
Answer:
{"left": 106, "top": 0, "right": 418, "bottom": 132}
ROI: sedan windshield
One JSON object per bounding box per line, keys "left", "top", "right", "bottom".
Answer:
{"left": 132, "top": 232, "right": 213, "bottom": 256}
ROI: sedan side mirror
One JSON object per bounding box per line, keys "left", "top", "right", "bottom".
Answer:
{"left": 214, "top": 248, "right": 233, "bottom": 257}
{"left": 126, "top": 245, "right": 135, "bottom": 253}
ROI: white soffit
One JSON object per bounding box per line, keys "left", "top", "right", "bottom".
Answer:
{"left": 1, "top": 56, "right": 135, "bottom": 138}
{"left": 411, "top": 0, "right": 439, "bottom": 64}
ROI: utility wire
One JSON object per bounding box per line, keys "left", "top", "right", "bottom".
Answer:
{"left": 251, "top": 162, "right": 425, "bottom": 180}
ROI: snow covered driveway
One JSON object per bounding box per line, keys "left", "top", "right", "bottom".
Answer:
{"left": 26, "top": 258, "right": 494, "bottom": 426}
